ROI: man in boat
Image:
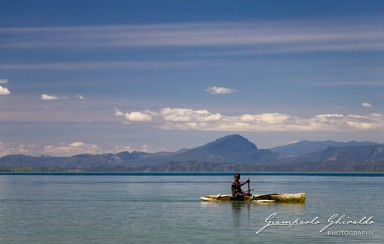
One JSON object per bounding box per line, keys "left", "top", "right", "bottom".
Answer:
{"left": 231, "top": 173, "right": 251, "bottom": 200}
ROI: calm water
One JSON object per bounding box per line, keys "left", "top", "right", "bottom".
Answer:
{"left": 0, "top": 173, "right": 382, "bottom": 243}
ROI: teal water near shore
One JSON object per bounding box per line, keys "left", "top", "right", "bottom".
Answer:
{"left": 0, "top": 173, "right": 383, "bottom": 243}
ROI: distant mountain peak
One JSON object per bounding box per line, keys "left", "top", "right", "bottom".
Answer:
{"left": 174, "top": 134, "right": 266, "bottom": 163}
{"left": 202, "top": 134, "right": 257, "bottom": 151}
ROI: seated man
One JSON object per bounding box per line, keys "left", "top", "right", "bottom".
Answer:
{"left": 231, "top": 173, "right": 250, "bottom": 200}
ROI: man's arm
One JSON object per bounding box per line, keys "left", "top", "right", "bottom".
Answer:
{"left": 240, "top": 178, "right": 250, "bottom": 186}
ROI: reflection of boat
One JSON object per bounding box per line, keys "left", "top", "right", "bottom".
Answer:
{"left": 200, "top": 193, "right": 306, "bottom": 203}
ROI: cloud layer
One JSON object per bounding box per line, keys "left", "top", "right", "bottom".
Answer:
{"left": 0, "top": 141, "right": 151, "bottom": 157}
{"left": 116, "top": 107, "right": 384, "bottom": 132}
{"left": 0, "top": 141, "right": 104, "bottom": 157}
{"left": 1, "top": 19, "right": 383, "bottom": 53}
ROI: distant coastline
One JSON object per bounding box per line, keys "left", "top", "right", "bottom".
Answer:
{"left": 1, "top": 135, "right": 383, "bottom": 173}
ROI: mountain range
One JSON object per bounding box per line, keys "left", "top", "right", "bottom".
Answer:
{"left": 0, "top": 134, "right": 383, "bottom": 172}
{"left": 270, "top": 140, "right": 379, "bottom": 154}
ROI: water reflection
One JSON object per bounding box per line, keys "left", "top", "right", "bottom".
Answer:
{"left": 231, "top": 202, "right": 251, "bottom": 227}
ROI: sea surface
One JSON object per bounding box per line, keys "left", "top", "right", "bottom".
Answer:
{"left": 0, "top": 173, "right": 382, "bottom": 243}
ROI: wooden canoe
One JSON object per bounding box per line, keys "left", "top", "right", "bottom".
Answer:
{"left": 200, "top": 194, "right": 275, "bottom": 203}
{"left": 200, "top": 193, "right": 305, "bottom": 203}
{"left": 253, "top": 193, "right": 306, "bottom": 203}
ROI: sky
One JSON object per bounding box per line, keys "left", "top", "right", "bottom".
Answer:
{"left": 1, "top": 0, "right": 384, "bottom": 156}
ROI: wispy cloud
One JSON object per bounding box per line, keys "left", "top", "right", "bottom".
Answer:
{"left": 361, "top": 102, "right": 374, "bottom": 108}
{"left": 0, "top": 79, "right": 8, "bottom": 84}
{"left": 40, "top": 94, "right": 85, "bottom": 101}
{"left": 1, "top": 19, "right": 383, "bottom": 53}
{"left": 206, "top": 86, "right": 235, "bottom": 95}
{"left": 312, "top": 81, "right": 384, "bottom": 87}
{"left": 41, "top": 94, "right": 67, "bottom": 100}
{"left": 0, "top": 60, "right": 240, "bottom": 71}
{"left": 116, "top": 107, "right": 384, "bottom": 132}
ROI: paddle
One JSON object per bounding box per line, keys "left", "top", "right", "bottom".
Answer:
{"left": 246, "top": 177, "right": 252, "bottom": 202}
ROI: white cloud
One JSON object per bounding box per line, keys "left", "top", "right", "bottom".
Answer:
{"left": 69, "top": 141, "right": 84, "bottom": 147}
{"left": 0, "top": 85, "right": 11, "bottom": 95}
{"left": 116, "top": 107, "right": 384, "bottom": 133}
{"left": 0, "top": 143, "right": 39, "bottom": 157}
{"left": 41, "top": 94, "right": 59, "bottom": 100}
{"left": 0, "top": 141, "right": 152, "bottom": 157}
{"left": 113, "top": 144, "right": 154, "bottom": 153}
{"left": 0, "top": 142, "right": 104, "bottom": 157}
{"left": 361, "top": 102, "right": 373, "bottom": 108}
{"left": 114, "top": 145, "right": 134, "bottom": 152}
{"left": 206, "top": 86, "right": 235, "bottom": 95}
{"left": 44, "top": 141, "right": 103, "bottom": 156}
{"left": 114, "top": 108, "right": 124, "bottom": 117}
{"left": 76, "top": 94, "right": 85, "bottom": 100}
{"left": 43, "top": 142, "right": 154, "bottom": 156}
{"left": 41, "top": 94, "right": 67, "bottom": 100}
{"left": 41, "top": 94, "right": 85, "bottom": 101}
{"left": 0, "top": 79, "right": 8, "bottom": 84}
{"left": 160, "top": 107, "right": 222, "bottom": 122}
{"left": 139, "top": 145, "right": 152, "bottom": 153}
{"left": 124, "top": 111, "right": 153, "bottom": 122}
{"left": 240, "top": 113, "right": 290, "bottom": 124}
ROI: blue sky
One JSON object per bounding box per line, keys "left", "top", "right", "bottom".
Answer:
{"left": 1, "top": 0, "right": 384, "bottom": 156}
